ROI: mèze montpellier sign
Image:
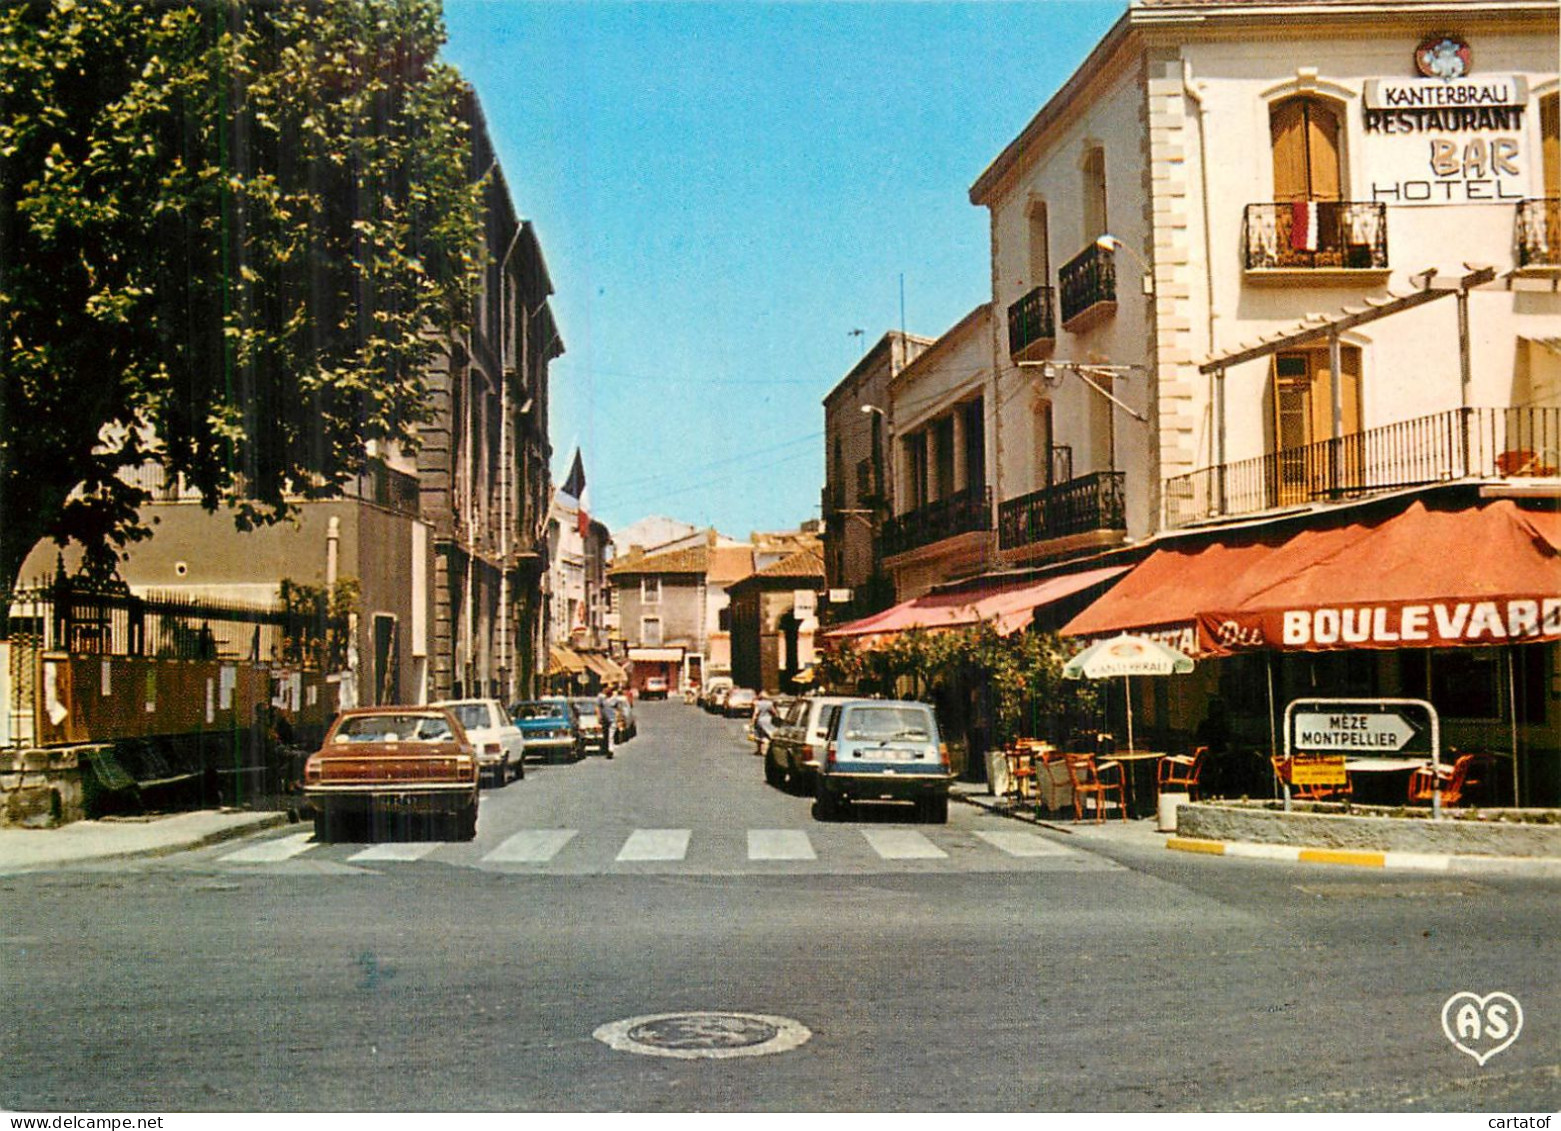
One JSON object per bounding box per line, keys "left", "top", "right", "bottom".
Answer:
{"left": 1292, "top": 710, "right": 1416, "bottom": 752}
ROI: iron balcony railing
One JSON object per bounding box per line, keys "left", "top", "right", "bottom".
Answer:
{"left": 1243, "top": 201, "right": 1388, "bottom": 271}
{"left": 881, "top": 485, "right": 992, "bottom": 558}
{"left": 1516, "top": 198, "right": 1561, "bottom": 268}
{"left": 1058, "top": 242, "right": 1116, "bottom": 325}
{"left": 997, "top": 471, "right": 1125, "bottom": 552}
{"left": 1007, "top": 285, "right": 1056, "bottom": 358}
{"left": 1163, "top": 406, "right": 1561, "bottom": 528}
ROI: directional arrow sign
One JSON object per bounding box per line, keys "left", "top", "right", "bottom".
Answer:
{"left": 1293, "top": 711, "right": 1418, "bottom": 752}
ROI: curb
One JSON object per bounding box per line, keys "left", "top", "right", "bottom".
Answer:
{"left": 1166, "top": 835, "right": 1561, "bottom": 877}
{"left": 0, "top": 810, "right": 292, "bottom": 872}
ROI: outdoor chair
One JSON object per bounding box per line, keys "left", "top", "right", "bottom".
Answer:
{"left": 1408, "top": 753, "right": 1498, "bottom": 807}
{"left": 1064, "top": 752, "right": 1127, "bottom": 823}
{"left": 1157, "top": 746, "right": 1207, "bottom": 800}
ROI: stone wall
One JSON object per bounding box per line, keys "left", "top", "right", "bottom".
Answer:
{"left": 1180, "top": 801, "right": 1561, "bottom": 858}
{"left": 1, "top": 748, "right": 85, "bottom": 828}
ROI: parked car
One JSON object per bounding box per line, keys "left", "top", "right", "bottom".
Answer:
{"left": 701, "top": 676, "right": 733, "bottom": 711}
{"left": 724, "top": 686, "right": 756, "bottom": 718}
{"left": 642, "top": 676, "right": 669, "bottom": 700}
{"left": 571, "top": 698, "right": 612, "bottom": 758}
{"left": 813, "top": 699, "right": 952, "bottom": 824}
{"left": 432, "top": 698, "right": 525, "bottom": 786}
{"left": 302, "top": 705, "right": 480, "bottom": 841}
{"left": 766, "top": 695, "right": 851, "bottom": 794}
{"left": 511, "top": 699, "right": 579, "bottom": 764}
{"left": 707, "top": 685, "right": 733, "bottom": 714}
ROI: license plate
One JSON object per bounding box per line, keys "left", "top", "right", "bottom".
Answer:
{"left": 876, "top": 748, "right": 917, "bottom": 761}
{"left": 379, "top": 793, "right": 416, "bottom": 810}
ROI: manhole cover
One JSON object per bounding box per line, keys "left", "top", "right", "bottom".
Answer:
{"left": 593, "top": 1011, "right": 811, "bottom": 1059}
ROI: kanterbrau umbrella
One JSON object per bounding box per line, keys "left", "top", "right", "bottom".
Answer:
{"left": 1062, "top": 633, "right": 1195, "bottom": 752}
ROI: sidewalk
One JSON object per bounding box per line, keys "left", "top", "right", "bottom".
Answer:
{"left": 950, "top": 782, "right": 1561, "bottom": 876}
{"left": 0, "top": 809, "right": 290, "bottom": 873}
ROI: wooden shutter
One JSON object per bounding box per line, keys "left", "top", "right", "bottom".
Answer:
{"left": 1543, "top": 94, "right": 1559, "bottom": 198}
{"left": 1271, "top": 97, "right": 1342, "bottom": 201}
{"left": 1306, "top": 101, "right": 1342, "bottom": 202}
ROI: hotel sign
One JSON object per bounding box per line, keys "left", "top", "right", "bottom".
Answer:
{"left": 1363, "top": 48, "right": 1534, "bottom": 205}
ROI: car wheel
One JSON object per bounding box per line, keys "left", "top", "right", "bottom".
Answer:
{"left": 454, "top": 802, "right": 478, "bottom": 841}
{"left": 764, "top": 755, "right": 783, "bottom": 788}
{"left": 495, "top": 759, "right": 510, "bottom": 788}
{"left": 814, "top": 780, "right": 840, "bottom": 822}
{"left": 313, "top": 813, "right": 334, "bottom": 842}
{"left": 514, "top": 760, "right": 525, "bottom": 781}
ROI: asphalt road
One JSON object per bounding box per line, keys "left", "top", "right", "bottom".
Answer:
{"left": 1, "top": 699, "right": 1557, "bottom": 1112}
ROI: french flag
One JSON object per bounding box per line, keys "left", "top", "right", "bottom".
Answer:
{"left": 1290, "top": 201, "right": 1319, "bottom": 252}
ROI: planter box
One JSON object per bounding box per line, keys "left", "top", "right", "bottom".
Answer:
{"left": 1179, "top": 801, "right": 1561, "bottom": 858}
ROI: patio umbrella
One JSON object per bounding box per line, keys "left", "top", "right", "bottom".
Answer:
{"left": 1062, "top": 633, "right": 1194, "bottom": 752}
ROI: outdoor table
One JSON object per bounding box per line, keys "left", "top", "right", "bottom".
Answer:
{"left": 1106, "top": 749, "right": 1165, "bottom": 819}
{"left": 1343, "top": 757, "right": 1432, "bottom": 804}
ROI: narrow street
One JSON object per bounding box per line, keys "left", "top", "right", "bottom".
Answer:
{"left": 1, "top": 699, "right": 1556, "bottom": 1112}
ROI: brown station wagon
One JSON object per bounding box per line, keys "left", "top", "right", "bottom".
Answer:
{"left": 302, "top": 706, "right": 481, "bottom": 841}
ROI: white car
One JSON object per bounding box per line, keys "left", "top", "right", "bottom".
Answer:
{"left": 431, "top": 698, "right": 526, "bottom": 786}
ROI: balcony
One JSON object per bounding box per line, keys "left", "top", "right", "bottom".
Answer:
{"left": 881, "top": 485, "right": 991, "bottom": 558}
{"left": 1007, "top": 285, "right": 1056, "bottom": 359}
{"left": 997, "top": 471, "right": 1125, "bottom": 552}
{"left": 1058, "top": 242, "right": 1117, "bottom": 328}
{"left": 1516, "top": 198, "right": 1560, "bottom": 269}
{"left": 1163, "top": 406, "right": 1561, "bottom": 528}
{"left": 1243, "top": 201, "right": 1388, "bottom": 273}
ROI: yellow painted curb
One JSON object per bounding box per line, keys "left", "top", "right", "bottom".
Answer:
{"left": 1297, "top": 848, "right": 1386, "bottom": 868}
{"left": 1166, "top": 837, "right": 1226, "bottom": 855}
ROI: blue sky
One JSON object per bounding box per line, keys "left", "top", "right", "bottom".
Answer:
{"left": 440, "top": 0, "right": 1124, "bottom": 540}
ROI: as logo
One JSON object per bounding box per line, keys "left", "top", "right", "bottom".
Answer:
{"left": 1416, "top": 36, "right": 1472, "bottom": 81}
{"left": 1441, "top": 991, "right": 1522, "bottom": 1065}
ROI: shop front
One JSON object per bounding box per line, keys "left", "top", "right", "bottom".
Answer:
{"left": 1063, "top": 487, "right": 1560, "bottom": 806}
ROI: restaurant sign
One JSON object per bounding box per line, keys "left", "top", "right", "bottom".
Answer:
{"left": 1197, "top": 595, "right": 1561, "bottom": 655}
{"left": 1362, "top": 37, "right": 1534, "bottom": 205}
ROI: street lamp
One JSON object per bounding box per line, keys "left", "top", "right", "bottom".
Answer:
{"left": 1096, "top": 233, "right": 1154, "bottom": 296}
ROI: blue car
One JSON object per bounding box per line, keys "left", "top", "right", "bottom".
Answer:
{"left": 814, "top": 699, "right": 952, "bottom": 824}
{"left": 511, "top": 699, "right": 580, "bottom": 764}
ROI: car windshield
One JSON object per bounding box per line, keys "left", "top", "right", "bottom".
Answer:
{"left": 514, "top": 703, "right": 567, "bottom": 720}
{"left": 573, "top": 700, "right": 600, "bottom": 717}
{"left": 841, "top": 706, "right": 932, "bottom": 742}
{"left": 333, "top": 713, "right": 454, "bottom": 743}
{"left": 449, "top": 704, "right": 490, "bottom": 730}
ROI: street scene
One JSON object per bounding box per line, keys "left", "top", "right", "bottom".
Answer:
{"left": 2, "top": 699, "right": 1558, "bottom": 1112}
{"left": 1, "top": 0, "right": 1560, "bottom": 1119}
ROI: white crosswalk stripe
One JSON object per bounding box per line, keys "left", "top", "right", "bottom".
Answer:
{"left": 859, "top": 828, "right": 947, "bottom": 860}
{"left": 347, "top": 842, "right": 443, "bottom": 862}
{"left": 482, "top": 829, "right": 578, "bottom": 864}
{"left": 219, "top": 832, "right": 316, "bottom": 864}
{"left": 747, "top": 829, "right": 816, "bottom": 861}
{"left": 616, "top": 828, "right": 691, "bottom": 862}
{"left": 973, "top": 830, "right": 1078, "bottom": 858}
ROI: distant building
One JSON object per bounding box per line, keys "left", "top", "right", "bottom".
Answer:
{"left": 726, "top": 542, "right": 826, "bottom": 693}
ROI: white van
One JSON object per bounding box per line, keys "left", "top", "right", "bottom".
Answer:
{"left": 765, "top": 695, "right": 851, "bottom": 794}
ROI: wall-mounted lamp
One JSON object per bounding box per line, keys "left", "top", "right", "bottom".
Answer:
{"left": 859, "top": 404, "right": 885, "bottom": 418}
{"left": 1096, "top": 233, "right": 1154, "bottom": 296}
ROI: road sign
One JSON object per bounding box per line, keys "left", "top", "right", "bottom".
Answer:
{"left": 1292, "top": 710, "right": 1418, "bottom": 752}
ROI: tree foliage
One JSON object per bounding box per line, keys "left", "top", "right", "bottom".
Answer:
{"left": 817, "top": 626, "right": 1100, "bottom": 746}
{"left": 0, "top": 0, "right": 482, "bottom": 607}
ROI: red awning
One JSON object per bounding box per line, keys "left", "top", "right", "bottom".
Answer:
{"left": 1063, "top": 499, "right": 1561, "bottom": 655}
{"left": 824, "top": 565, "right": 1129, "bottom": 646}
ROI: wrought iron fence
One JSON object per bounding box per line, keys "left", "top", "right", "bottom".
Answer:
{"left": 1163, "top": 406, "right": 1561, "bottom": 527}
{"left": 1007, "top": 285, "right": 1056, "bottom": 358}
{"left": 1243, "top": 201, "right": 1388, "bottom": 270}
{"left": 881, "top": 485, "right": 991, "bottom": 557}
{"left": 1516, "top": 198, "right": 1561, "bottom": 268}
{"left": 998, "top": 471, "right": 1125, "bottom": 551}
{"left": 1059, "top": 243, "right": 1116, "bottom": 325}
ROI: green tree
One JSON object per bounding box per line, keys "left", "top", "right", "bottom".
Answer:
{"left": 0, "top": 0, "right": 481, "bottom": 621}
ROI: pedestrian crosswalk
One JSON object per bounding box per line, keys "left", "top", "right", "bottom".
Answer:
{"left": 210, "top": 824, "right": 1112, "bottom": 873}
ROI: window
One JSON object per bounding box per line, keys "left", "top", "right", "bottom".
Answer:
{"left": 1273, "top": 345, "right": 1362, "bottom": 502}
{"left": 640, "top": 616, "right": 663, "bottom": 647}
{"left": 1543, "top": 93, "right": 1558, "bottom": 198}
{"left": 856, "top": 457, "right": 874, "bottom": 502}
{"left": 1027, "top": 199, "right": 1051, "bottom": 283}
{"left": 641, "top": 577, "right": 661, "bottom": 604}
{"left": 1082, "top": 146, "right": 1108, "bottom": 241}
{"left": 933, "top": 416, "right": 956, "bottom": 499}
{"left": 1271, "top": 97, "right": 1342, "bottom": 202}
{"left": 1401, "top": 650, "right": 1501, "bottom": 720}
{"left": 904, "top": 431, "right": 929, "bottom": 511}
{"left": 963, "top": 398, "right": 986, "bottom": 491}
